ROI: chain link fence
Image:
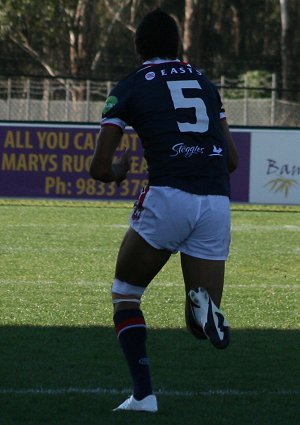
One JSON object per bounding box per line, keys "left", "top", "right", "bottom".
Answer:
{"left": 0, "top": 75, "right": 299, "bottom": 126}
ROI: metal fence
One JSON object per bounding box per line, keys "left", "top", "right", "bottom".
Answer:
{"left": 0, "top": 75, "right": 299, "bottom": 126}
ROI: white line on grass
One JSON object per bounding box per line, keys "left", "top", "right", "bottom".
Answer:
{"left": 157, "top": 283, "right": 300, "bottom": 289}
{"left": 4, "top": 223, "right": 128, "bottom": 229}
{"left": 105, "top": 224, "right": 128, "bottom": 228}
{"left": 4, "top": 223, "right": 300, "bottom": 231}
{"left": 0, "top": 387, "right": 298, "bottom": 397}
{"left": 0, "top": 279, "right": 299, "bottom": 289}
{"left": 231, "top": 224, "right": 300, "bottom": 232}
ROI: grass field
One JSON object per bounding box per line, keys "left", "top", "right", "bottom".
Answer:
{"left": 0, "top": 200, "right": 299, "bottom": 425}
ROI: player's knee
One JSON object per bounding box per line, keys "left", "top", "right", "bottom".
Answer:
{"left": 111, "top": 278, "right": 146, "bottom": 308}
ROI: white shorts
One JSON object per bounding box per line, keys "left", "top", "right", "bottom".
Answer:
{"left": 130, "top": 186, "right": 231, "bottom": 260}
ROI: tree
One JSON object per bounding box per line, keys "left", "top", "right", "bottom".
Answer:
{"left": 0, "top": 0, "right": 143, "bottom": 79}
{"left": 0, "top": 0, "right": 299, "bottom": 102}
{"left": 279, "top": 0, "right": 300, "bottom": 100}
{"left": 0, "top": 0, "right": 149, "bottom": 98}
{"left": 181, "top": 0, "right": 282, "bottom": 79}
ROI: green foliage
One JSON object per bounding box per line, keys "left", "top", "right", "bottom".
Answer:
{"left": 222, "top": 70, "right": 273, "bottom": 99}
{"left": 243, "top": 70, "right": 273, "bottom": 98}
{"left": 0, "top": 0, "right": 109, "bottom": 76}
{"left": 0, "top": 0, "right": 76, "bottom": 75}
{"left": 0, "top": 0, "right": 295, "bottom": 83}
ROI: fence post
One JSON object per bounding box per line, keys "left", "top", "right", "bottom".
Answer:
{"left": 243, "top": 74, "right": 248, "bottom": 126}
{"left": 86, "top": 79, "right": 91, "bottom": 121}
{"left": 44, "top": 79, "right": 50, "bottom": 121}
{"left": 271, "top": 73, "right": 276, "bottom": 126}
{"left": 7, "top": 77, "right": 11, "bottom": 120}
{"left": 106, "top": 81, "right": 112, "bottom": 96}
{"left": 65, "top": 79, "right": 70, "bottom": 121}
{"left": 220, "top": 75, "right": 225, "bottom": 100}
{"left": 25, "top": 78, "right": 30, "bottom": 121}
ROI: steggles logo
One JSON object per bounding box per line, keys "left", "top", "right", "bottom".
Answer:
{"left": 170, "top": 143, "right": 204, "bottom": 158}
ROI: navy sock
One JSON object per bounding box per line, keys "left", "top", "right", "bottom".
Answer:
{"left": 113, "top": 309, "right": 153, "bottom": 400}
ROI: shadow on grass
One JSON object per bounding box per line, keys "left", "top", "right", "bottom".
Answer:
{"left": 0, "top": 326, "right": 299, "bottom": 425}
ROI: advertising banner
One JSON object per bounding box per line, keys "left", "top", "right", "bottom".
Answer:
{"left": 0, "top": 123, "right": 250, "bottom": 202}
{"left": 230, "top": 131, "right": 251, "bottom": 203}
{"left": 249, "top": 129, "right": 300, "bottom": 205}
{"left": 0, "top": 124, "right": 147, "bottom": 200}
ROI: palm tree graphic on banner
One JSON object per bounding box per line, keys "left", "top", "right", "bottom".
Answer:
{"left": 265, "top": 178, "right": 300, "bottom": 198}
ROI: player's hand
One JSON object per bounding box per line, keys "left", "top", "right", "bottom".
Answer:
{"left": 112, "top": 150, "right": 131, "bottom": 185}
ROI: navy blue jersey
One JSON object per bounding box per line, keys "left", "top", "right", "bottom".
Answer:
{"left": 101, "top": 59, "right": 230, "bottom": 196}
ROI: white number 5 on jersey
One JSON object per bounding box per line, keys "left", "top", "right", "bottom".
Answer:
{"left": 167, "top": 80, "right": 209, "bottom": 133}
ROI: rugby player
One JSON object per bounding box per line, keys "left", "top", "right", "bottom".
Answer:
{"left": 90, "top": 8, "right": 239, "bottom": 413}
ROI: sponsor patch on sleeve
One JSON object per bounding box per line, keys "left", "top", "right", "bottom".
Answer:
{"left": 102, "top": 95, "right": 118, "bottom": 115}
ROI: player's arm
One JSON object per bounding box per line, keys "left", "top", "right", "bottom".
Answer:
{"left": 220, "top": 119, "right": 239, "bottom": 173}
{"left": 89, "top": 125, "right": 130, "bottom": 183}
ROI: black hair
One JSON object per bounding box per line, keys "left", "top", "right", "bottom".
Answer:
{"left": 135, "top": 8, "right": 179, "bottom": 61}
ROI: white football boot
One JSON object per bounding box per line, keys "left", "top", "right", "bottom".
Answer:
{"left": 188, "top": 287, "right": 230, "bottom": 349}
{"left": 113, "top": 394, "right": 158, "bottom": 412}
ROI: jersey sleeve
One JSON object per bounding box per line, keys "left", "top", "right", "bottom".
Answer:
{"left": 100, "top": 81, "right": 131, "bottom": 132}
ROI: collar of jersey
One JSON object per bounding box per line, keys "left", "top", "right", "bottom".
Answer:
{"left": 143, "top": 58, "right": 180, "bottom": 65}
{"left": 143, "top": 58, "right": 189, "bottom": 66}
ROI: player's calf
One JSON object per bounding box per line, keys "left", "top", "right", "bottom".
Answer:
{"left": 111, "top": 278, "right": 155, "bottom": 405}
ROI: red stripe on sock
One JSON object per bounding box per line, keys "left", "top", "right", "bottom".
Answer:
{"left": 116, "top": 317, "right": 146, "bottom": 336}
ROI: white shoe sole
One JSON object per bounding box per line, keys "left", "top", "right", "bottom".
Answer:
{"left": 189, "top": 287, "right": 230, "bottom": 349}
{"left": 113, "top": 394, "right": 158, "bottom": 412}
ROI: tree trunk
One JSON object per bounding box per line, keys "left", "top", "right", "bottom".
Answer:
{"left": 280, "top": 0, "right": 295, "bottom": 100}
{"left": 183, "top": 0, "right": 193, "bottom": 61}
{"left": 70, "top": 0, "right": 96, "bottom": 77}
{"left": 183, "top": 0, "right": 202, "bottom": 65}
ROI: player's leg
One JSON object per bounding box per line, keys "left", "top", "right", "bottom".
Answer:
{"left": 181, "top": 254, "right": 230, "bottom": 349}
{"left": 178, "top": 195, "right": 231, "bottom": 349}
{"left": 114, "top": 227, "right": 172, "bottom": 292}
{"left": 181, "top": 255, "right": 225, "bottom": 307}
{"left": 112, "top": 227, "right": 171, "bottom": 412}
{"left": 113, "top": 186, "right": 206, "bottom": 409}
